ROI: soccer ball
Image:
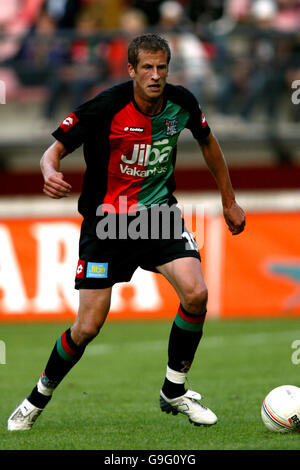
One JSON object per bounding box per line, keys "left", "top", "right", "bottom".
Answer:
{"left": 261, "top": 385, "right": 300, "bottom": 432}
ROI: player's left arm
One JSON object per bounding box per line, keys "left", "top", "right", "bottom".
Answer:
{"left": 197, "top": 131, "right": 245, "bottom": 235}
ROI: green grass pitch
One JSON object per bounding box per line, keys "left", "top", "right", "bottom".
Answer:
{"left": 1, "top": 318, "right": 300, "bottom": 450}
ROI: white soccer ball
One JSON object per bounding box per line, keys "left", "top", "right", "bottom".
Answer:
{"left": 261, "top": 385, "right": 300, "bottom": 432}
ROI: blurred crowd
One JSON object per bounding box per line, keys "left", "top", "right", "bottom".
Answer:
{"left": 0, "top": 0, "right": 300, "bottom": 138}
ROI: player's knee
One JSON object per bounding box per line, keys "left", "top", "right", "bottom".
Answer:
{"left": 182, "top": 286, "right": 208, "bottom": 315}
{"left": 84, "top": 321, "right": 102, "bottom": 339}
{"left": 71, "top": 317, "right": 104, "bottom": 346}
{"left": 73, "top": 322, "right": 101, "bottom": 346}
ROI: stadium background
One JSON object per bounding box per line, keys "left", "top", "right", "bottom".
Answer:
{"left": 0, "top": 0, "right": 299, "bottom": 323}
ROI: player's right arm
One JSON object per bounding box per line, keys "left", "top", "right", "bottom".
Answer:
{"left": 40, "top": 140, "right": 72, "bottom": 199}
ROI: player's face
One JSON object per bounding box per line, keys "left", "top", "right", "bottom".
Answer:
{"left": 128, "top": 49, "right": 168, "bottom": 102}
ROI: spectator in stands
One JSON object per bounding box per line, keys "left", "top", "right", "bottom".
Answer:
{"left": 211, "top": 0, "right": 296, "bottom": 163}
{"left": 272, "top": 0, "right": 300, "bottom": 32}
{"left": 12, "top": 9, "right": 62, "bottom": 89}
{"left": 129, "top": 0, "right": 165, "bottom": 25}
{"left": 43, "top": 10, "right": 108, "bottom": 121}
{"left": 0, "top": 0, "right": 46, "bottom": 63}
{"left": 157, "top": 0, "right": 214, "bottom": 104}
{"left": 106, "top": 7, "right": 148, "bottom": 83}
{"left": 44, "top": 0, "right": 82, "bottom": 29}
{"left": 214, "top": 0, "right": 278, "bottom": 120}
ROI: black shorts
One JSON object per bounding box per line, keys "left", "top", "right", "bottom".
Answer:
{"left": 74, "top": 211, "right": 201, "bottom": 289}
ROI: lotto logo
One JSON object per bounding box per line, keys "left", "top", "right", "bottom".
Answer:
{"left": 124, "top": 126, "right": 144, "bottom": 133}
{"left": 76, "top": 260, "right": 85, "bottom": 279}
{"left": 201, "top": 112, "right": 207, "bottom": 128}
{"left": 60, "top": 113, "right": 79, "bottom": 132}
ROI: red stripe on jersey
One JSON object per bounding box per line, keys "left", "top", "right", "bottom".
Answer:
{"left": 103, "top": 102, "right": 152, "bottom": 213}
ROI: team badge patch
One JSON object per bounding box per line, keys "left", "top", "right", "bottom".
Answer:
{"left": 165, "top": 118, "right": 178, "bottom": 136}
{"left": 60, "top": 112, "right": 79, "bottom": 132}
{"left": 86, "top": 262, "right": 108, "bottom": 278}
{"left": 76, "top": 260, "right": 85, "bottom": 279}
{"left": 180, "top": 360, "right": 192, "bottom": 373}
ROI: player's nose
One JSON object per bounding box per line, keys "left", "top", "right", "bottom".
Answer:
{"left": 152, "top": 67, "right": 160, "bottom": 80}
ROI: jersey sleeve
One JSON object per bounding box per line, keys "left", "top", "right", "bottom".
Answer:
{"left": 52, "top": 108, "right": 86, "bottom": 153}
{"left": 51, "top": 83, "right": 131, "bottom": 152}
{"left": 51, "top": 96, "right": 106, "bottom": 153}
{"left": 168, "top": 84, "right": 210, "bottom": 141}
{"left": 184, "top": 89, "right": 211, "bottom": 141}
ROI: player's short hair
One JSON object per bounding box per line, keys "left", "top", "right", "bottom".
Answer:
{"left": 128, "top": 33, "right": 171, "bottom": 70}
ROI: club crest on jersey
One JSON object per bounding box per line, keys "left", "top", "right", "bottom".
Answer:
{"left": 60, "top": 113, "right": 79, "bottom": 132}
{"left": 165, "top": 118, "right": 178, "bottom": 136}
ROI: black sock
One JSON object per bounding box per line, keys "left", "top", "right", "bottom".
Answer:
{"left": 27, "top": 386, "right": 52, "bottom": 409}
{"left": 162, "top": 377, "right": 186, "bottom": 399}
{"left": 162, "top": 304, "right": 206, "bottom": 399}
{"left": 27, "top": 328, "right": 85, "bottom": 408}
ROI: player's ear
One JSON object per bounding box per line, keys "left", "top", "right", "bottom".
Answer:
{"left": 128, "top": 63, "right": 135, "bottom": 79}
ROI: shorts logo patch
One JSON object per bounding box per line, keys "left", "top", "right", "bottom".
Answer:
{"left": 86, "top": 262, "right": 108, "bottom": 278}
{"left": 76, "top": 260, "right": 85, "bottom": 279}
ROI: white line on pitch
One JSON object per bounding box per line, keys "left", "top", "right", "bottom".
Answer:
{"left": 86, "top": 340, "right": 167, "bottom": 356}
{"left": 85, "top": 330, "right": 299, "bottom": 356}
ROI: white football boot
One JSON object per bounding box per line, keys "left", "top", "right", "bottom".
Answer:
{"left": 7, "top": 399, "right": 43, "bottom": 431}
{"left": 160, "top": 389, "right": 217, "bottom": 426}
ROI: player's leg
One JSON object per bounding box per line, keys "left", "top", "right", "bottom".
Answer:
{"left": 34, "top": 288, "right": 111, "bottom": 396}
{"left": 158, "top": 256, "right": 207, "bottom": 395}
{"left": 71, "top": 288, "right": 112, "bottom": 346}
{"left": 7, "top": 288, "right": 111, "bottom": 431}
{"left": 157, "top": 256, "right": 217, "bottom": 425}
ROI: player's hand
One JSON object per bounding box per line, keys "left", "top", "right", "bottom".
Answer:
{"left": 43, "top": 171, "right": 72, "bottom": 199}
{"left": 223, "top": 200, "right": 245, "bottom": 235}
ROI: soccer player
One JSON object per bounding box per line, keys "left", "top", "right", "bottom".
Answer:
{"left": 8, "top": 33, "right": 245, "bottom": 430}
